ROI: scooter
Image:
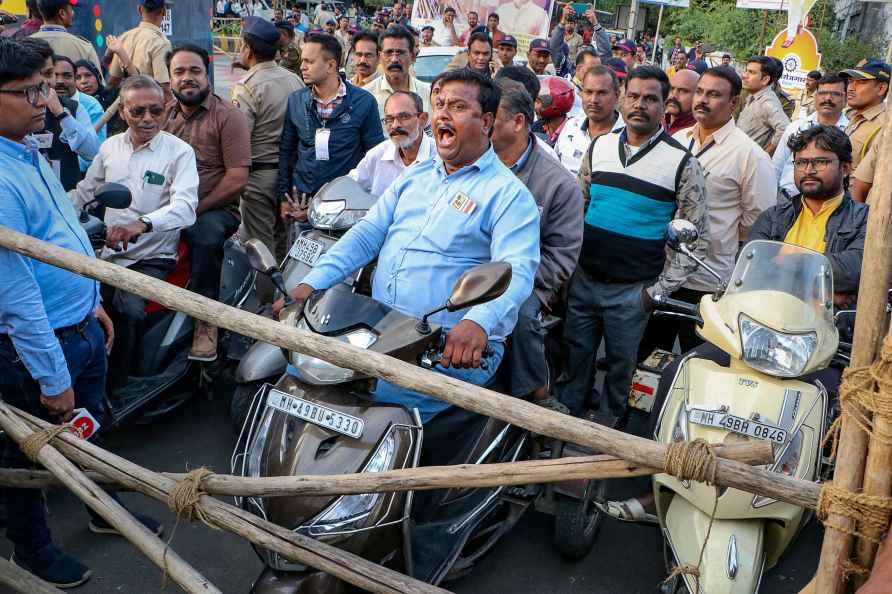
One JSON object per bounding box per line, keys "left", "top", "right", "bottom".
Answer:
{"left": 231, "top": 242, "right": 603, "bottom": 592}
{"left": 649, "top": 220, "right": 839, "bottom": 594}
{"left": 226, "top": 177, "right": 377, "bottom": 429}
{"left": 79, "top": 183, "right": 255, "bottom": 426}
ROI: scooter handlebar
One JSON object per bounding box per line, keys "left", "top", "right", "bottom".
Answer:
{"left": 653, "top": 294, "right": 703, "bottom": 324}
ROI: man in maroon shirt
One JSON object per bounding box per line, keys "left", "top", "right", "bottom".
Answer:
{"left": 664, "top": 68, "right": 698, "bottom": 134}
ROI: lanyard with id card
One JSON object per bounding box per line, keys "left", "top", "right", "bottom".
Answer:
{"left": 315, "top": 127, "right": 330, "bottom": 161}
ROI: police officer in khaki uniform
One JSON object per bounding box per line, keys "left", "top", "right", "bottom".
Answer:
{"left": 33, "top": 0, "right": 102, "bottom": 72}
{"left": 840, "top": 59, "right": 890, "bottom": 170}
{"left": 232, "top": 17, "right": 305, "bottom": 302}
{"left": 106, "top": 0, "right": 173, "bottom": 100}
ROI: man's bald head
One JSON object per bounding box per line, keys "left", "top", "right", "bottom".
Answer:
{"left": 666, "top": 69, "right": 699, "bottom": 118}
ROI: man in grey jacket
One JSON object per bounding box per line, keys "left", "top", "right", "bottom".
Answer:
{"left": 493, "top": 79, "right": 584, "bottom": 412}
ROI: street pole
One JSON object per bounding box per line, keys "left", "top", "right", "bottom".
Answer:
{"left": 652, "top": 4, "right": 664, "bottom": 63}
{"left": 627, "top": 0, "right": 639, "bottom": 39}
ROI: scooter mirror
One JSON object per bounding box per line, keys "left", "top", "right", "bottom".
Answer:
{"left": 94, "top": 182, "right": 132, "bottom": 210}
{"left": 665, "top": 219, "right": 699, "bottom": 252}
{"left": 446, "top": 262, "right": 512, "bottom": 312}
{"left": 245, "top": 239, "right": 279, "bottom": 275}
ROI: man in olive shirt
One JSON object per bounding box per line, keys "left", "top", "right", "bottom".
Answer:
{"left": 164, "top": 45, "right": 251, "bottom": 360}
{"left": 231, "top": 17, "right": 305, "bottom": 303}
{"left": 738, "top": 55, "right": 790, "bottom": 155}
{"left": 106, "top": 0, "right": 173, "bottom": 100}
{"left": 840, "top": 58, "right": 889, "bottom": 170}
{"left": 33, "top": 0, "right": 102, "bottom": 72}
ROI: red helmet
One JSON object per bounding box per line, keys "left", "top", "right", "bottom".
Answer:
{"left": 536, "top": 76, "right": 575, "bottom": 120}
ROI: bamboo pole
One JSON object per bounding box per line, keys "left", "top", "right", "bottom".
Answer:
{"left": 0, "top": 557, "right": 63, "bottom": 594}
{"left": 4, "top": 404, "right": 448, "bottom": 594}
{"left": 0, "top": 407, "right": 220, "bottom": 594}
{"left": 852, "top": 113, "right": 892, "bottom": 583}
{"left": 0, "top": 441, "right": 774, "bottom": 498}
{"left": 0, "top": 224, "right": 824, "bottom": 510}
{"left": 817, "top": 109, "right": 892, "bottom": 593}
{"left": 94, "top": 97, "right": 120, "bottom": 133}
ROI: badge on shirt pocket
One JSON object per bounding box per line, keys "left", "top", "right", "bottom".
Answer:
{"left": 450, "top": 192, "right": 477, "bottom": 215}
{"left": 143, "top": 170, "right": 166, "bottom": 186}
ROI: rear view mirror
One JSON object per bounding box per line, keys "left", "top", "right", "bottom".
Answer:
{"left": 245, "top": 239, "right": 278, "bottom": 275}
{"left": 665, "top": 219, "right": 699, "bottom": 252}
{"left": 94, "top": 183, "right": 132, "bottom": 210}
{"left": 446, "top": 262, "right": 512, "bottom": 312}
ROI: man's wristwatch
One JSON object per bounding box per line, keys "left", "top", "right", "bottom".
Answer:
{"left": 138, "top": 216, "right": 153, "bottom": 232}
{"left": 55, "top": 108, "right": 71, "bottom": 121}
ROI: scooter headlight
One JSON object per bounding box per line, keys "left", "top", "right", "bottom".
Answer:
{"left": 740, "top": 315, "right": 817, "bottom": 378}
{"left": 308, "top": 198, "right": 367, "bottom": 231}
{"left": 291, "top": 319, "right": 377, "bottom": 384}
{"left": 300, "top": 432, "right": 397, "bottom": 537}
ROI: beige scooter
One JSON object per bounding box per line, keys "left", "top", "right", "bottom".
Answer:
{"left": 652, "top": 221, "right": 838, "bottom": 593}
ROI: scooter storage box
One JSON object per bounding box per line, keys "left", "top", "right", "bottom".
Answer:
{"left": 628, "top": 349, "right": 677, "bottom": 413}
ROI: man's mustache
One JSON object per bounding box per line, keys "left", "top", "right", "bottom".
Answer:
{"left": 666, "top": 98, "right": 682, "bottom": 110}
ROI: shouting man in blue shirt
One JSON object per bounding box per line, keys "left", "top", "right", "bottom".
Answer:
{"left": 281, "top": 69, "right": 541, "bottom": 426}
{"left": 0, "top": 39, "right": 159, "bottom": 588}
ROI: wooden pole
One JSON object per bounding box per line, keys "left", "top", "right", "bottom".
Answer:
{"left": 93, "top": 97, "right": 120, "bottom": 133}
{"left": 817, "top": 109, "right": 892, "bottom": 593}
{"left": 0, "top": 225, "right": 824, "bottom": 510}
{"left": 0, "top": 557, "right": 63, "bottom": 594}
{"left": 0, "top": 407, "right": 220, "bottom": 594}
{"left": 4, "top": 404, "right": 448, "bottom": 594}
{"left": 652, "top": 4, "right": 663, "bottom": 64}
{"left": 0, "top": 441, "right": 774, "bottom": 498}
{"left": 852, "top": 114, "right": 892, "bottom": 582}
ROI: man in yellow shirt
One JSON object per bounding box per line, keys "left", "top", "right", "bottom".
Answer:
{"left": 749, "top": 124, "right": 867, "bottom": 306}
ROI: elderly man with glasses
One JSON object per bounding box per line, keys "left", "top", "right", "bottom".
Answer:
{"left": 348, "top": 90, "right": 436, "bottom": 196}
{"left": 74, "top": 74, "right": 199, "bottom": 392}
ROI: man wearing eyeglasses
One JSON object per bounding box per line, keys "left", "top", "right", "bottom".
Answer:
{"left": 74, "top": 75, "right": 199, "bottom": 391}
{"left": 363, "top": 26, "right": 432, "bottom": 119}
{"left": 773, "top": 74, "right": 848, "bottom": 201}
{"left": 751, "top": 124, "right": 866, "bottom": 308}
{"left": 348, "top": 90, "right": 435, "bottom": 196}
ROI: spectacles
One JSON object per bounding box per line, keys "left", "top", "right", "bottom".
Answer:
{"left": 793, "top": 157, "right": 837, "bottom": 171}
{"left": 381, "top": 111, "right": 419, "bottom": 126}
{"left": 382, "top": 48, "right": 409, "bottom": 58}
{"left": 127, "top": 105, "right": 166, "bottom": 118}
{"left": 0, "top": 82, "right": 50, "bottom": 107}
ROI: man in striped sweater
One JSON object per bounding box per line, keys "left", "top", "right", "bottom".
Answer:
{"left": 558, "top": 65, "right": 709, "bottom": 427}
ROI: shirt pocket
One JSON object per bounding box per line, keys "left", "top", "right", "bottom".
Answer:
{"left": 422, "top": 201, "right": 482, "bottom": 255}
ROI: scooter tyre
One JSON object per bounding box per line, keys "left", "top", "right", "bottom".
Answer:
{"left": 231, "top": 380, "right": 265, "bottom": 431}
{"left": 552, "top": 480, "right": 606, "bottom": 560}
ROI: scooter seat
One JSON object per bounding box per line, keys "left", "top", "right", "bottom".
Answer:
{"left": 146, "top": 240, "right": 190, "bottom": 314}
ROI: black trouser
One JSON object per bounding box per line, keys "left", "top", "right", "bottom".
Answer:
{"left": 647, "top": 342, "right": 843, "bottom": 437}
{"left": 637, "top": 287, "right": 710, "bottom": 363}
{"left": 102, "top": 258, "right": 175, "bottom": 391}
{"left": 183, "top": 209, "right": 240, "bottom": 301}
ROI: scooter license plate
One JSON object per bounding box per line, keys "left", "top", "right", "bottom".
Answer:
{"left": 688, "top": 408, "right": 787, "bottom": 444}
{"left": 266, "top": 389, "right": 364, "bottom": 439}
{"left": 289, "top": 237, "right": 323, "bottom": 266}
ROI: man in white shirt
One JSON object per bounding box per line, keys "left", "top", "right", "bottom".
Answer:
{"left": 364, "top": 26, "right": 432, "bottom": 118}
{"left": 349, "top": 91, "right": 435, "bottom": 195}
{"left": 555, "top": 65, "right": 623, "bottom": 177}
{"left": 497, "top": 0, "right": 548, "bottom": 36}
{"left": 432, "top": 6, "right": 461, "bottom": 46}
{"left": 773, "top": 74, "right": 848, "bottom": 200}
{"left": 74, "top": 75, "right": 199, "bottom": 389}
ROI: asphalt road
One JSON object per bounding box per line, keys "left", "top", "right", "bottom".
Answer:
{"left": 0, "top": 387, "right": 821, "bottom": 594}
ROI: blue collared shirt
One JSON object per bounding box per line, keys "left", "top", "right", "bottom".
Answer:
{"left": 0, "top": 135, "right": 99, "bottom": 395}
{"left": 303, "top": 147, "right": 541, "bottom": 340}
{"left": 74, "top": 91, "right": 106, "bottom": 171}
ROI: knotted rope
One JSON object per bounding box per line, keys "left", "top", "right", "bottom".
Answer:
{"left": 661, "top": 439, "right": 719, "bottom": 592}
{"left": 817, "top": 482, "right": 892, "bottom": 545}
{"left": 161, "top": 467, "right": 218, "bottom": 588}
{"left": 20, "top": 423, "right": 77, "bottom": 463}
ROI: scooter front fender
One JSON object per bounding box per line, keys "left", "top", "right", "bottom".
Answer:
{"left": 664, "top": 495, "right": 764, "bottom": 594}
{"left": 236, "top": 340, "right": 287, "bottom": 383}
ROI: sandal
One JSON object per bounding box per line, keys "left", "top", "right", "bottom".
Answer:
{"left": 596, "top": 497, "right": 659, "bottom": 525}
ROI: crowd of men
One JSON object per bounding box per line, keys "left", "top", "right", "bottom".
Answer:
{"left": 0, "top": 0, "right": 886, "bottom": 587}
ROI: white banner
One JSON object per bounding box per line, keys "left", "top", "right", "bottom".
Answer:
{"left": 736, "top": 0, "right": 788, "bottom": 9}
{"left": 641, "top": 0, "right": 691, "bottom": 7}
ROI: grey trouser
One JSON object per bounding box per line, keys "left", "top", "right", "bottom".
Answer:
{"left": 240, "top": 169, "right": 288, "bottom": 303}
{"left": 557, "top": 267, "right": 653, "bottom": 419}
{"left": 508, "top": 293, "right": 549, "bottom": 397}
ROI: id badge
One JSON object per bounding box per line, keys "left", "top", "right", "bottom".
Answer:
{"left": 315, "top": 128, "right": 330, "bottom": 161}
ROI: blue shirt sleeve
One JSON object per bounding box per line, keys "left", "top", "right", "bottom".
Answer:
{"left": 0, "top": 187, "right": 71, "bottom": 395}
{"left": 302, "top": 181, "right": 399, "bottom": 290}
{"left": 59, "top": 104, "right": 100, "bottom": 161}
{"left": 463, "top": 186, "right": 540, "bottom": 336}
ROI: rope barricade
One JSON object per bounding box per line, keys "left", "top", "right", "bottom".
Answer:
{"left": 662, "top": 439, "right": 719, "bottom": 590}
{"left": 20, "top": 423, "right": 78, "bottom": 463}
{"left": 817, "top": 482, "right": 892, "bottom": 545}
{"left": 167, "top": 467, "right": 217, "bottom": 527}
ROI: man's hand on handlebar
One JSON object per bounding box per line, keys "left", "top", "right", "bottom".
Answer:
{"left": 273, "top": 283, "right": 314, "bottom": 317}
{"left": 441, "top": 320, "right": 488, "bottom": 369}
{"left": 105, "top": 220, "right": 148, "bottom": 251}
